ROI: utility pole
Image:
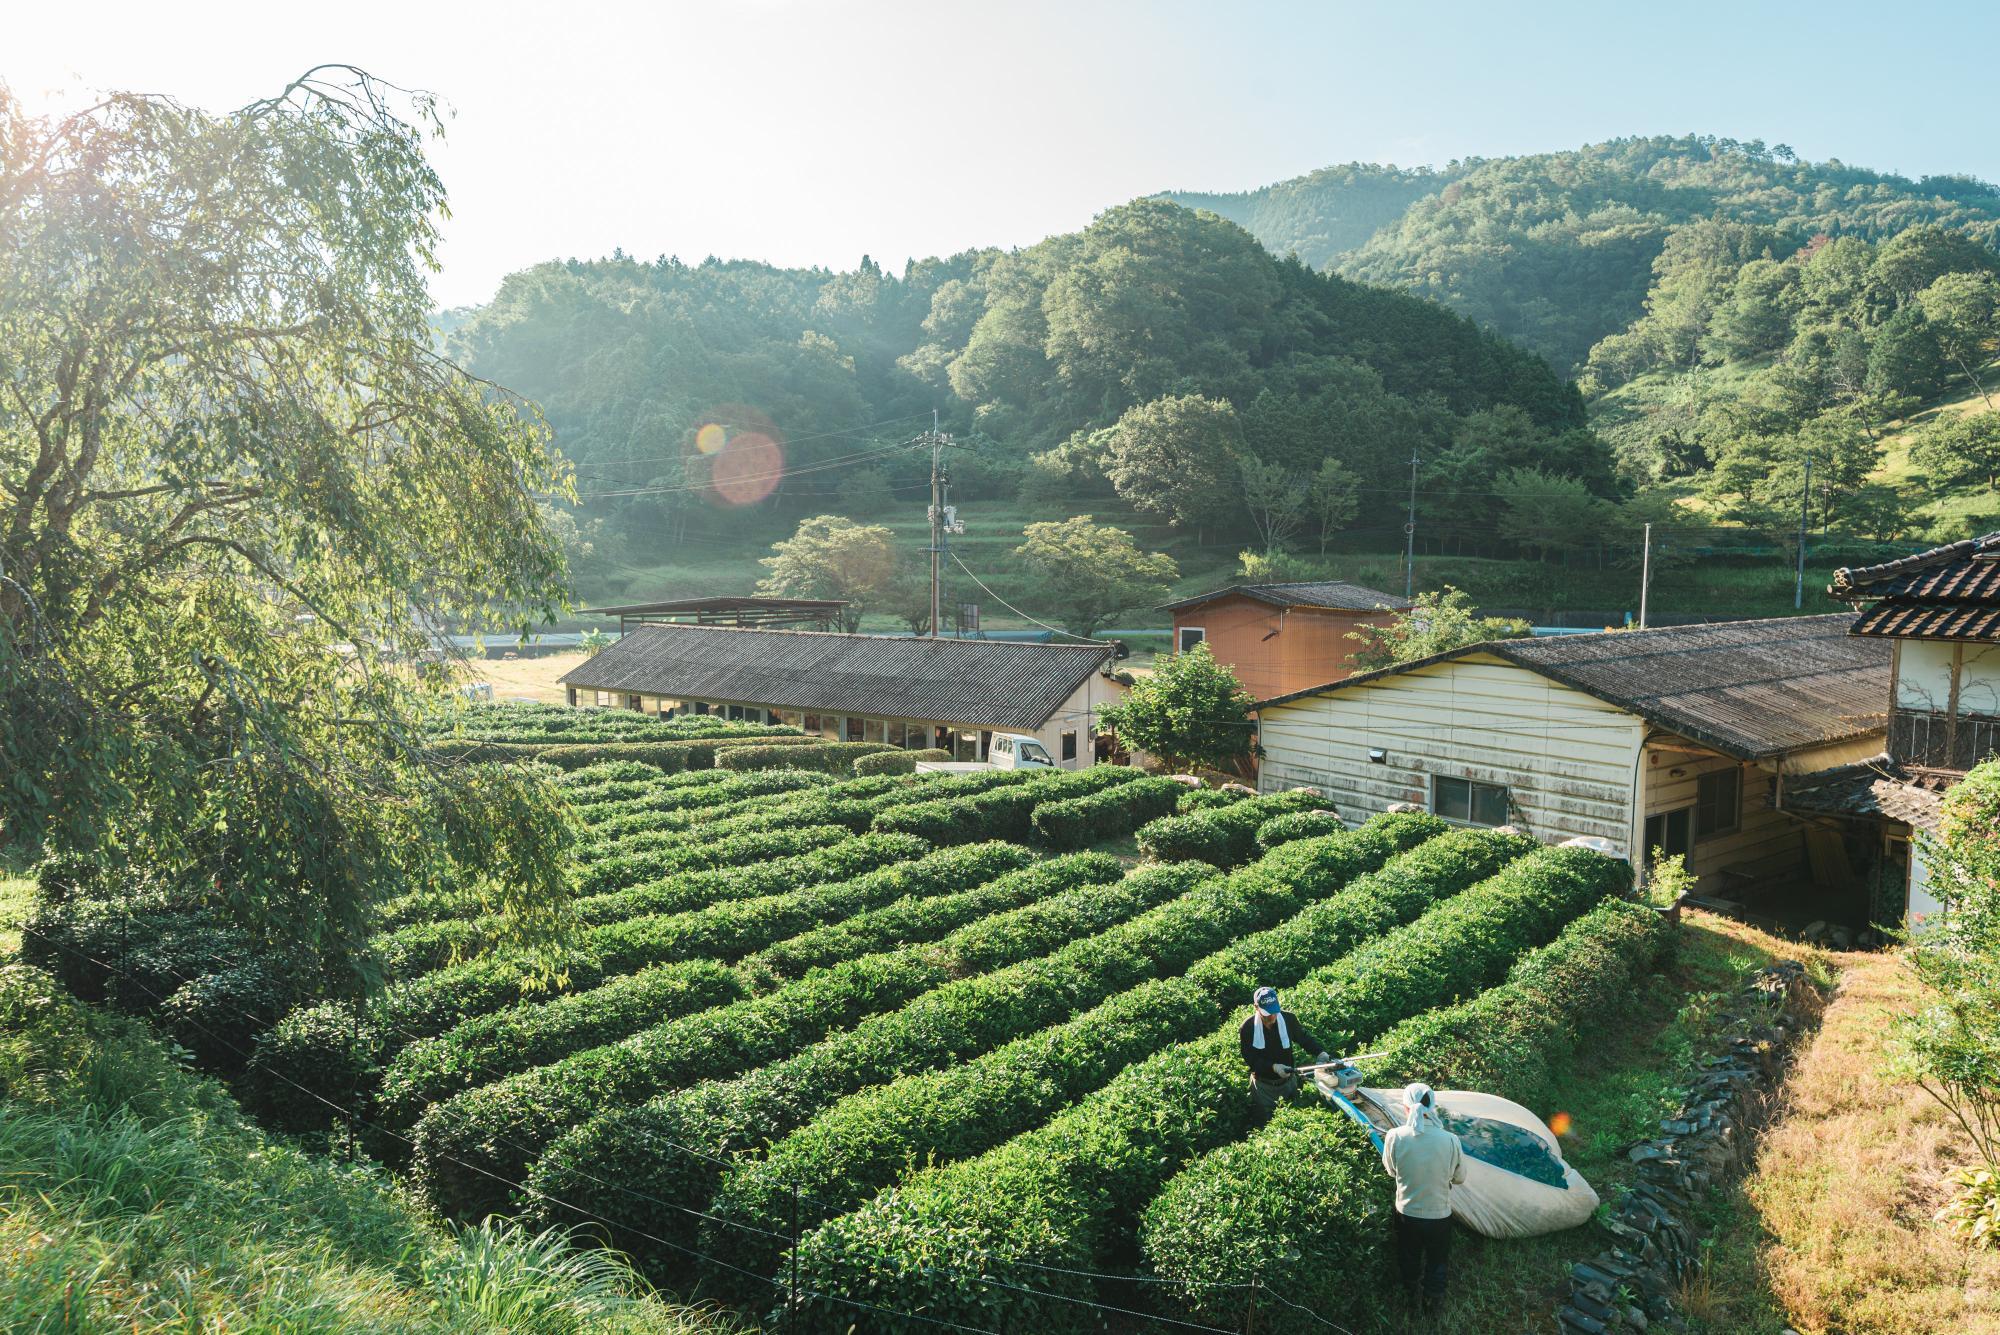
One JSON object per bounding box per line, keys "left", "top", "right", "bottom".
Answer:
{"left": 1794, "top": 454, "right": 1811, "bottom": 610}
{"left": 1639, "top": 522, "right": 1652, "bottom": 629}
{"left": 1403, "top": 451, "right": 1419, "bottom": 601}
{"left": 922, "top": 410, "right": 957, "bottom": 637}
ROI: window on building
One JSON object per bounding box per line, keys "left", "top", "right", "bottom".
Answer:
{"left": 888, "top": 721, "right": 907, "bottom": 748}
{"left": 1177, "top": 626, "right": 1206, "bottom": 653}
{"left": 846, "top": 716, "right": 865, "bottom": 742}
{"left": 863, "top": 718, "right": 887, "bottom": 744}
{"left": 692, "top": 701, "right": 709, "bottom": 716}
{"left": 725, "top": 704, "right": 744, "bottom": 721}
{"left": 1061, "top": 730, "right": 1078, "bottom": 761}
{"left": 1695, "top": 768, "right": 1741, "bottom": 839}
{"left": 1433, "top": 775, "right": 1508, "bottom": 827}
{"left": 1644, "top": 807, "right": 1693, "bottom": 862}
{"left": 803, "top": 713, "right": 820, "bottom": 735}
{"left": 954, "top": 729, "right": 980, "bottom": 762}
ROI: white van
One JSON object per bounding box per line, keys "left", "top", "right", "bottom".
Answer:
{"left": 916, "top": 732, "right": 1059, "bottom": 774}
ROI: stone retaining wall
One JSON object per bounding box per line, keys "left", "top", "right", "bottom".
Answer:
{"left": 1556, "top": 959, "right": 1820, "bottom": 1334}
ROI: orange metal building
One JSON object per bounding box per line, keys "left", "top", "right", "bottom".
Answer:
{"left": 1162, "top": 580, "right": 1411, "bottom": 702}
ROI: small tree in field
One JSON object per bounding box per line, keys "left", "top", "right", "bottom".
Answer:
{"left": 1345, "top": 587, "right": 1530, "bottom": 671}
{"left": 1014, "top": 516, "right": 1177, "bottom": 638}
{"left": 1898, "top": 758, "right": 2000, "bottom": 1243}
{"left": 1099, "top": 642, "right": 1255, "bottom": 773}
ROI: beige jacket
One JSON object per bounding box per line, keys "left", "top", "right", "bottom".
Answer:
{"left": 1381, "top": 1121, "right": 1464, "bottom": 1220}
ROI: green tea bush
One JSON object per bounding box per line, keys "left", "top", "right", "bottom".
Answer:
{"left": 246, "top": 837, "right": 937, "bottom": 1130}
{"left": 1136, "top": 789, "right": 1328, "bottom": 867}
{"left": 686, "top": 816, "right": 1462, "bottom": 1287}
{"left": 716, "top": 741, "right": 895, "bottom": 773}
{"left": 1141, "top": 898, "right": 1669, "bottom": 1330}
{"left": 1030, "top": 775, "right": 1185, "bottom": 850}
{"left": 852, "top": 750, "right": 917, "bottom": 777}
{"left": 571, "top": 825, "right": 848, "bottom": 897}
{"left": 872, "top": 766, "right": 1142, "bottom": 845}
{"left": 525, "top": 859, "right": 1198, "bottom": 1264}
{"left": 1175, "top": 786, "right": 1238, "bottom": 813}
{"left": 788, "top": 843, "right": 1628, "bottom": 1330}
{"left": 409, "top": 842, "right": 1047, "bottom": 1218}
{"left": 1254, "top": 808, "right": 1344, "bottom": 853}
{"left": 375, "top": 960, "right": 744, "bottom": 1131}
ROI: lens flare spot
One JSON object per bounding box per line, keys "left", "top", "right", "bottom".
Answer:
{"left": 694, "top": 422, "right": 728, "bottom": 455}
{"left": 1549, "top": 1111, "right": 1573, "bottom": 1137}
{"left": 711, "top": 433, "right": 782, "bottom": 506}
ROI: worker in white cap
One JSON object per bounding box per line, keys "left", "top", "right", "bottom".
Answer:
{"left": 1381, "top": 1082, "right": 1464, "bottom": 1315}
{"left": 1238, "top": 986, "right": 1330, "bottom": 1126}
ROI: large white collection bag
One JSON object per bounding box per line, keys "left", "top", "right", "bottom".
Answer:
{"left": 1312, "top": 1072, "right": 1599, "bottom": 1238}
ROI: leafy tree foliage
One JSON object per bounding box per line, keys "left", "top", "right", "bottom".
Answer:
{"left": 1100, "top": 394, "right": 1242, "bottom": 532}
{"left": 1098, "top": 642, "right": 1255, "bottom": 772}
{"left": 755, "top": 516, "right": 900, "bottom": 632}
{"left": 1346, "top": 588, "right": 1530, "bottom": 671}
{"left": 0, "top": 71, "right": 575, "bottom": 987}
{"left": 1494, "top": 468, "right": 1613, "bottom": 561}
{"left": 1012, "top": 517, "right": 1177, "bottom": 638}
{"left": 1911, "top": 412, "right": 2000, "bottom": 491}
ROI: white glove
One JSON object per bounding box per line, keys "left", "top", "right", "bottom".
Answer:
{"left": 1272, "top": 1063, "right": 1293, "bottom": 1078}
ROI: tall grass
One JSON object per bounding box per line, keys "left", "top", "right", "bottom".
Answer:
{"left": 0, "top": 962, "right": 741, "bottom": 1333}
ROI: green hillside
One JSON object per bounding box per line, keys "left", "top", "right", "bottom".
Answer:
{"left": 1201, "top": 136, "right": 2000, "bottom": 373}
{"left": 1159, "top": 161, "right": 1469, "bottom": 270}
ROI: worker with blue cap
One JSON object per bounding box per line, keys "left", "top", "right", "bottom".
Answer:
{"left": 1238, "top": 986, "right": 1330, "bottom": 1125}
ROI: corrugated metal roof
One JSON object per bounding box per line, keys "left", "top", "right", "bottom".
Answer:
{"left": 1259, "top": 613, "right": 1890, "bottom": 760}
{"left": 558, "top": 623, "right": 1116, "bottom": 732}
{"left": 1161, "top": 580, "right": 1413, "bottom": 614}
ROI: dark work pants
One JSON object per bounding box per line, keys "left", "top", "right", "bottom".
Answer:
{"left": 1393, "top": 1209, "right": 1452, "bottom": 1300}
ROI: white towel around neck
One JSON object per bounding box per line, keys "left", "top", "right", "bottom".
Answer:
{"left": 1250, "top": 1010, "right": 1290, "bottom": 1051}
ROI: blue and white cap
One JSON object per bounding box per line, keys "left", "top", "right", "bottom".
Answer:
{"left": 1253, "top": 986, "right": 1281, "bottom": 1014}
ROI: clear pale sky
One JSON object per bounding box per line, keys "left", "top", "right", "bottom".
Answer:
{"left": 15, "top": 0, "right": 2000, "bottom": 307}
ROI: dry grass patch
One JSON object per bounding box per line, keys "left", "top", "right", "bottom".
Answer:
{"left": 1695, "top": 949, "right": 2000, "bottom": 1334}
{"left": 459, "top": 650, "right": 593, "bottom": 704}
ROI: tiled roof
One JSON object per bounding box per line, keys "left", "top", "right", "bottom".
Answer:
{"left": 1258, "top": 614, "right": 1891, "bottom": 760}
{"left": 1832, "top": 533, "right": 2000, "bottom": 641}
{"left": 1779, "top": 755, "right": 1948, "bottom": 830}
{"left": 559, "top": 623, "right": 1116, "bottom": 732}
{"left": 1161, "top": 580, "right": 1413, "bottom": 614}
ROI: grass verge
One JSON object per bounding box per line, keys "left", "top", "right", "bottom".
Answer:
{"left": 1688, "top": 947, "right": 2000, "bottom": 1334}
{"left": 1428, "top": 909, "right": 1827, "bottom": 1332}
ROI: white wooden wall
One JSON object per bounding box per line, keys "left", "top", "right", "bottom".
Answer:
{"left": 1256, "top": 653, "right": 1647, "bottom": 851}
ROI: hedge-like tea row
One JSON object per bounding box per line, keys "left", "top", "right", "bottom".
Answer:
{"left": 375, "top": 959, "right": 744, "bottom": 1131}
{"left": 854, "top": 748, "right": 950, "bottom": 776}
{"left": 756, "top": 767, "right": 1033, "bottom": 835}
{"left": 571, "top": 824, "right": 849, "bottom": 897}
{"left": 1175, "top": 786, "right": 1242, "bottom": 813}
{"left": 440, "top": 702, "right": 791, "bottom": 743}
{"left": 788, "top": 843, "right": 1630, "bottom": 1331}
{"left": 566, "top": 815, "right": 1458, "bottom": 1284}
{"left": 376, "top": 847, "right": 1080, "bottom": 1132}
{"left": 1254, "top": 808, "right": 1344, "bottom": 853}
{"left": 567, "top": 769, "right": 799, "bottom": 828}
{"left": 1030, "top": 775, "right": 1186, "bottom": 851}
{"left": 702, "top": 819, "right": 1489, "bottom": 1289}
{"left": 525, "top": 860, "right": 1207, "bottom": 1260}
{"left": 872, "top": 765, "right": 1143, "bottom": 845}
{"left": 372, "top": 834, "right": 925, "bottom": 986}
{"left": 245, "top": 835, "right": 940, "bottom": 1130}
{"left": 1135, "top": 789, "right": 1329, "bottom": 867}
{"left": 433, "top": 734, "right": 817, "bottom": 773}
{"left": 1139, "top": 899, "right": 1671, "bottom": 1331}
{"left": 716, "top": 741, "right": 896, "bottom": 773}
{"left": 577, "top": 770, "right": 831, "bottom": 839}
{"left": 411, "top": 849, "right": 1145, "bottom": 1219}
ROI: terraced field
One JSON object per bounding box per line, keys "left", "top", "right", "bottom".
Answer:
{"left": 239, "top": 705, "right": 1662, "bottom": 1333}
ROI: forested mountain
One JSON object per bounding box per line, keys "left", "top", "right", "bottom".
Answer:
{"left": 1159, "top": 162, "right": 1470, "bottom": 271}
{"left": 1196, "top": 136, "right": 2000, "bottom": 373}
{"left": 454, "top": 199, "right": 1592, "bottom": 558}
